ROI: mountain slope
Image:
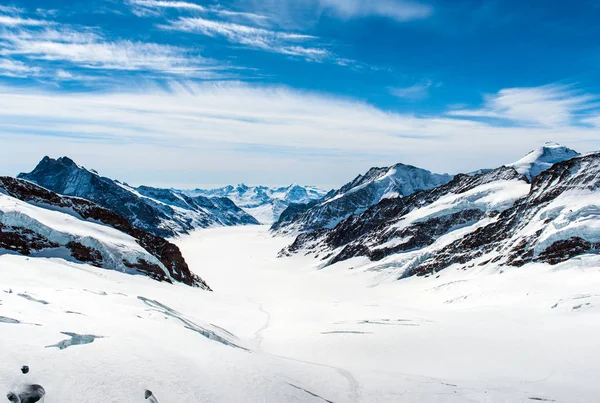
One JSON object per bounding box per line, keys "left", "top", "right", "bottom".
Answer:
{"left": 412, "top": 151, "right": 600, "bottom": 275}
{"left": 18, "top": 157, "right": 258, "bottom": 238}
{"left": 0, "top": 176, "right": 209, "bottom": 289}
{"left": 271, "top": 163, "right": 452, "bottom": 234}
{"left": 281, "top": 166, "right": 528, "bottom": 261}
{"left": 187, "top": 184, "right": 328, "bottom": 224}
{"left": 280, "top": 152, "right": 599, "bottom": 280}
{"left": 507, "top": 142, "right": 580, "bottom": 180}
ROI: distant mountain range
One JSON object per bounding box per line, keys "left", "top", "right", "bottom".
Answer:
{"left": 18, "top": 156, "right": 259, "bottom": 238}
{"left": 3, "top": 142, "right": 596, "bottom": 286}
{"left": 187, "top": 184, "right": 328, "bottom": 224}
{"left": 277, "top": 143, "right": 598, "bottom": 278}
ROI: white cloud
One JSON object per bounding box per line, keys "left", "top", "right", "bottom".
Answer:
{"left": 128, "top": 0, "right": 207, "bottom": 11}
{"left": 127, "top": 0, "right": 269, "bottom": 24}
{"left": 0, "top": 15, "right": 49, "bottom": 27}
{"left": 0, "top": 82, "right": 598, "bottom": 187}
{"left": 0, "top": 5, "right": 23, "bottom": 14}
{"left": 318, "top": 0, "right": 433, "bottom": 22}
{"left": 229, "top": 0, "right": 431, "bottom": 28}
{"left": 161, "top": 17, "right": 330, "bottom": 60}
{"left": 449, "top": 85, "right": 599, "bottom": 127}
{"left": 390, "top": 81, "right": 434, "bottom": 100}
{"left": 0, "top": 24, "right": 226, "bottom": 77}
{"left": 0, "top": 58, "right": 41, "bottom": 77}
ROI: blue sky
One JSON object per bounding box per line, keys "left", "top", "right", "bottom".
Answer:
{"left": 0, "top": 0, "right": 599, "bottom": 188}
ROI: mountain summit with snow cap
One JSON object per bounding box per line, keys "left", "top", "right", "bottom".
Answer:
{"left": 508, "top": 142, "right": 580, "bottom": 180}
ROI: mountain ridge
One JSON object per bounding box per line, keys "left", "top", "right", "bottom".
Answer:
{"left": 18, "top": 156, "right": 259, "bottom": 238}
{"left": 277, "top": 145, "right": 599, "bottom": 282}
{"left": 0, "top": 175, "right": 210, "bottom": 289}
{"left": 271, "top": 162, "right": 453, "bottom": 234}
{"left": 187, "top": 183, "right": 328, "bottom": 224}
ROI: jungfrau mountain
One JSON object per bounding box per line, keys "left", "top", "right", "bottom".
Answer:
{"left": 18, "top": 156, "right": 259, "bottom": 238}
{"left": 186, "top": 184, "right": 328, "bottom": 224}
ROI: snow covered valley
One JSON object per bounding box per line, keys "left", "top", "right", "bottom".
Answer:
{"left": 2, "top": 225, "right": 600, "bottom": 402}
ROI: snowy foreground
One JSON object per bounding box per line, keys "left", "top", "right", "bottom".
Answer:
{"left": 1, "top": 226, "right": 600, "bottom": 402}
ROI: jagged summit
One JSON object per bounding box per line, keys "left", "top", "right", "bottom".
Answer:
{"left": 18, "top": 156, "right": 259, "bottom": 237}
{"left": 507, "top": 142, "right": 580, "bottom": 180}
{"left": 187, "top": 183, "right": 328, "bottom": 224}
{"left": 279, "top": 147, "right": 597, "bottom": 281}
{"left": 271, "top": 162, "right": 453, "bottom": 234}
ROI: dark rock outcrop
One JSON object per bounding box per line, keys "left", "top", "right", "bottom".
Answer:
{"left": 282, "top": 166, "right": 525, "bottom": 260}
{"left": 0, "top": 176, "right": 210, "bottom": 289}
{"left": 281, "top": 153, "right": 600, "bottom": 278}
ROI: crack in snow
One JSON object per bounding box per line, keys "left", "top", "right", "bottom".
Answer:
{"left": 137, "top": 296, "right": 247, "bottom": 350}
{"left": 46, "top": 332, "right": 103, "bottom": 350}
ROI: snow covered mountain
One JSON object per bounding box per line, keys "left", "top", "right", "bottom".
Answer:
{"left": 0, "top": 176, "right": 209, "bottom": 289}
{"left": 507, "top": 142, "right": 580, "bottom": 180}
{"left": 280, "top": 149, "right": 599, "bottom": 281}
{"left": 187, "top": 184, "right": 328, "bottom": 224}
{"left": 18, "top": 157, "right": 259, "bottom": 238}
{"left": 271, "top": 163, "right": 453, "bottom": 234}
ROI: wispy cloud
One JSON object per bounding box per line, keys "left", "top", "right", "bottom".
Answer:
{"left": 128, "top": 0, "right": 207, "bottom": 11}
{"left": 0, "top": 15, "right": 49, "bottom": 27}
{"left": 128, "top": 0, "right": 270, "bottom": 24}
{"left": 318, "top": 0, "right": 433, "bottom": 22}
{"left": 0, "top": 20, "right": 228, "bottom": 78}
{"left": 0, "top": 58, "right": 41, "bottom": 77}
{"left": 0, "top": 5, "right": 23, "bottom": 14}
{"left": 390, "top": 80, "right": 435, "bottom": 100}
{"left": 448, "top": 84, "right": 599, "bottom": 127}
{"left": 0, "top": 82, "right": 598, "bottom": 187}
{"left": 161, "top": 17, "right": 330, "bottom": 61}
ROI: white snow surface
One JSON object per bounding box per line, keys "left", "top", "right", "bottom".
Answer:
{"left": 389, "top": 179, "right": 530, "bottom": 233}
{"left": 508, "top": 142, "right": 580, "bottom": 180}
{"left": 1, "top": 225, "right": 600, "bottom": 402}
{"left": 187, "top": 184, "right": 328, "bottom": 224}
{"left": 0, "top": 192, "right": 169, "bottom": 277}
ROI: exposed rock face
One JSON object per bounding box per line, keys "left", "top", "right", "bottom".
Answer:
{"left": 272, "top": 163, "right": 453, "bottom": 234}
{"left": 412, "top": 153, "right": 600, "bottom": 276}
{"left": 282, "top": 166, "right": 525, "bottom": 259}
{"left": 281, "top": 153, "right": 600, "bottom": 278}
{"left": 0, "top": 176, "right": 210, "bottom": 289}
{"left": 0, "top": 223, "right": 59, "bottom": 255}
{"left": 18, "top": 156, "right": 258, "bottom": 238}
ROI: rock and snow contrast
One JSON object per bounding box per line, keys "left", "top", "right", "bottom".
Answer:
{"left": 280, "top": 145, "right": 599, "bottom": 280}
{"left": 271, "top": 163, "right": 452, "bottom": 234}
{"left": 0, "top": 176, "right": 209, "bottom": 289}
{"left": 507, "top": 142, "right": 580, "bottom": 180}
{"left": 19, "top": 157, "right": 259, "bottom": 238}
{"left": 187, "top": 184, "right": 328, "bottom": 224}
{"left": 1, "top": 143, "right": 599, "bottom": 402}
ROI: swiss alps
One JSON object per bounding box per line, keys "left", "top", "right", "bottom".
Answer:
{"left": 278, "top": 143, "right": 595, "bottom": 280}
{"left": 271, "top": 163, "right": 453, "bottom": 234}
{"left": 188, "top": 184, "right": 327, "bottom": 224}
{"left": 0, "top": 176, "right": 210, "bottom": 289}
{"left": 18, "top": 156, "right": 259, "bottom": 238}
